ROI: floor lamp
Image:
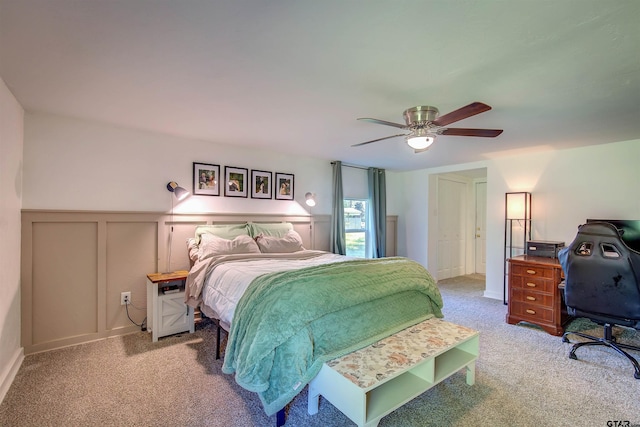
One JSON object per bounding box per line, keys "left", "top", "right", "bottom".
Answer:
{"left": 504, "top": 192, "right": 532, "bottom": 305}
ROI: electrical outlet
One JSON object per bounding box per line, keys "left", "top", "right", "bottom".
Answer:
{"left": 121, "top": 291, "right": 131, "bottom": 305}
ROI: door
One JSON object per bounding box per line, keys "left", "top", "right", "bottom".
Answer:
{"left": 474, "top": 181, "right": 487, "bottom": 274}
{"left": 437, "top": 178, "right": 466, "bottom": 280}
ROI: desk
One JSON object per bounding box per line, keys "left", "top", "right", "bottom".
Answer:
{"left": 506, "top": 255, "right": 568, "bottom": 336}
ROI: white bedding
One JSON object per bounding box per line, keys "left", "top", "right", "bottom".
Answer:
{"left": 201, "top": 252, "right": 353, "bottom": 326}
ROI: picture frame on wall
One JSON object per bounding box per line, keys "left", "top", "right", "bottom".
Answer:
{"left": 224, "top": 166, "right": 249, "bottom": 197}
{"left": 193, "top": 162, "right": 220, "bottom": 196}
{"left": 251, "top": 170, "right": 273, "bottom": 199}
{"left": 274, "top": 172, "right": 294, "bottom": 200}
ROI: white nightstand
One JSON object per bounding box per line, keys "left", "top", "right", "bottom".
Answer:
{"left": 146, "top": 271, "right": 194, "bottom": 342}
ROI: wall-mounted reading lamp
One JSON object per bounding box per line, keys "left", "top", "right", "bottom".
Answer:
{"left": 165, "top": 181, "right": 190, "bottom": 273}
{"left": 305, "top": 192, "right": 317, "bottom": 207}
{"left": 167, "top": 181, "right": 189, "bottom": 201}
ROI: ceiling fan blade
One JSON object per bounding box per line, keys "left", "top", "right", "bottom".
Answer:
{"left": 432, "top": 102, "right": 492, "bottom": 127}
{"left": 357, "top": 118, "right": 407, "bottom": 129}
{"left": 440, "top": 128, "right": 503, "bottom": 137}
{"left": 351, "top": 133, "right": 407, "bottom": 147}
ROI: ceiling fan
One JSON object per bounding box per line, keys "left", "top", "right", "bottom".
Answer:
{"left": 353, "top": 102, "right": 503, "bottom": 153}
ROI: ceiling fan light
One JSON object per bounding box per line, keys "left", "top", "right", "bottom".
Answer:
{"left": 407, "top": 135, "right": 435, "bottom": 150}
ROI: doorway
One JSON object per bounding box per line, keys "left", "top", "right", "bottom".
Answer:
{"left": 434, "top": 169, "right": 487, "bottom": 282}
{"left": 436, "top": 177, "right": 466, "bottom": 279}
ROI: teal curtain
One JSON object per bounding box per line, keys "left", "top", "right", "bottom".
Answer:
{"left": 367, "top": 167, "right": 386, "bottom": 258}
{"left": 330, "top": 161, "right": 346, "bottom": 255}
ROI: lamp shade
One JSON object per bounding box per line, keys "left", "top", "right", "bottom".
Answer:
{"left": 166, "top": 181, "right": 189, "bottom": 201}
{"left": 505, "top": 192, "right": 531, "bottom": 220}
{"left": 305, "top": 192, "right": 317, "bottom": 207}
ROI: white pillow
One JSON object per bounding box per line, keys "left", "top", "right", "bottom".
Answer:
{"left": 187, "top": 238, "right": 200, "bottom": 264}
{"left": 194, "top": 223, "right": 250, "bottom": 244}
{"left": 255, "top": 230, "right": 305, "bottom": 253}
{"left": 248, "top": 222, "right": 293, "bottom": 238}
{"left": 198, "top": 233, "right": 260, "bottom": 261}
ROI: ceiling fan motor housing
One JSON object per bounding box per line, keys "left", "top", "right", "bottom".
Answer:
{"left": 403, "top": 106, "right": 439, "bottom": 126}
{"left": 353, "top": 102, "right": 502, "bottom": 150}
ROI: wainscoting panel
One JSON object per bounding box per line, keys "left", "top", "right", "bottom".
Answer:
{"left": 106, "top": 221, "right": 158, "bottom": 331}
{"left": 21, "top": 211, "right": 396, "bottom": 354}
{"left": 386, "top": 216, "right": 397, "bottom": 257}
{"left": 30, "top": 222, "right": 98, "bottom": 346}
{"left": 166, "top": 220, "right": 208, "bottom": 272}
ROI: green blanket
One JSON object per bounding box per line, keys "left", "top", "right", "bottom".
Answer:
{"left": 221, "top": 257, "right": 443, "bottom": 415}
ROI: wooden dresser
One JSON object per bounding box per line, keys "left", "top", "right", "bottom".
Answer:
{"left": 506, "top": 255, "right": 568, "bottom": 336}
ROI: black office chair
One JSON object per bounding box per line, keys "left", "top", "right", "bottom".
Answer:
{"left": 559, "top": 221, "right": 640, "bottom": 379}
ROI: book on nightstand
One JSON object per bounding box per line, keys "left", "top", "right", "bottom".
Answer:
{"left": 161, "top": 285, "right": 180, "bottom": 294}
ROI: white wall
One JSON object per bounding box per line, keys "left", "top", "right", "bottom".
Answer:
{"left": 387, "top": 169, "right": 430, "bottom": 263}
{"left": 18, "top": 112, "right": 640, "bottom": 320}
{"left": 485, "top": 140, "right": 640, "bottom": 298}
{"left": 0, "top": 77, "right": 24, "bottom": 402}
{"left": 23, "top": 113, "right": 334, "bottom": 215}
{"left": 388, "top": 139, "right": 640, "bottom": 300}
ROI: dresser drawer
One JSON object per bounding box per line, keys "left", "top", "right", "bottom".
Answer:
{"left": 510, "top": 275, "right": 555, "bottom": 294}
{"left": 511, "top": 263, "right": 555, "bottom": 279}
{"left": 510, "top": 288, "right": 554, "bottom": 308}
{"left": 506, "top": 256, "right": 566, "bottom": 336}
{"left": 509, "top": 301, "right": 554, "bottom": 323}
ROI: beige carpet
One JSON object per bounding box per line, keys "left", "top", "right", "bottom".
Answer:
{"left": 1, "top": 275, "right": 639, "bottom": 427}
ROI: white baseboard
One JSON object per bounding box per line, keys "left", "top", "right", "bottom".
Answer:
{"left": 483, "top": 290, "right": 503, "bottom": 301}
{"left": 0, "top": 347, "right": 24, "bottom": 404}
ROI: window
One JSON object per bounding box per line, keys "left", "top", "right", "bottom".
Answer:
{"left": 344, "top": 199, "right": 368, "bottom": 258}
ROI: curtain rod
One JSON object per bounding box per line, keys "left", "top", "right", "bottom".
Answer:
{"left": 330, "top": 161, "right": 370, "bottom": 171}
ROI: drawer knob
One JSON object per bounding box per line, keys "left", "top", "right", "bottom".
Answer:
{"left": 526, "top": 296, "right": 536, "bottom": 301}
{"left": 526, "top": 309, "right": 536, "bottom": 315}
{"left": 526, "top": 282, "right": 536, "bottom": 287}
{"left": 526, "top": 269, "right": 536, "bottom": 275}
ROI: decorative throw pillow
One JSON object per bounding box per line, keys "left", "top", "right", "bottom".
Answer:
{"left": 198, "top": 233, "right": 260, "bottom": 261}
{"left": 194, "top": 223, "right": 250, "bottom": 244}
{"left": 255, "top": 230, "right": 305, "bottom": 253}
{"left": 248, "top": 222, "right": 294, "bottom": 238}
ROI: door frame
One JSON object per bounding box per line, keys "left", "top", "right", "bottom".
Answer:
{"left": 474, "top": 179, "right": 487, "bottom": 274}
{"left": 431, "top": 169, "right": 487, "bottom": 281}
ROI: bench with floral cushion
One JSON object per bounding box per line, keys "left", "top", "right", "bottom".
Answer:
{"left": 308, "top": 318, "right": 479, "bottom": 427}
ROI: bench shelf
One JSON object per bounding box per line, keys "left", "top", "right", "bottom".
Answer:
{"left": 308, "top": 318, "right": 479, "bottom": 427}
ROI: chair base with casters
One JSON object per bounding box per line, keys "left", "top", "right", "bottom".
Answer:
{"left": 559, "top": 221, "right": 640, "bottom": 380}
{"left": 562, "top": 322, "right": 640, "bottom": 379}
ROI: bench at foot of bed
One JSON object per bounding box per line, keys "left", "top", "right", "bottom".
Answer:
{"left": 307, "top": 318, "right": 479, "bottom": 427}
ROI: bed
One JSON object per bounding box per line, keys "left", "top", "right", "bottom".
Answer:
{"left": 184, "top": 222, "right": 444, "bottom": 425}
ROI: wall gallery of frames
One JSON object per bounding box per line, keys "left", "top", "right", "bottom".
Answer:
{"left": 192, "top": 162, "right": 294, "bottom": 200}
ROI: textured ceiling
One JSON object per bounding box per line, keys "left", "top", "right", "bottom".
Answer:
{"left": 1, "top": 0, "right": 639, "bottom": 171}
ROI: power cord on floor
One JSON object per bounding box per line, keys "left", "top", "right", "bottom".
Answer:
{"left": 124, "top": 300, "right": 147, "bottom": 331}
